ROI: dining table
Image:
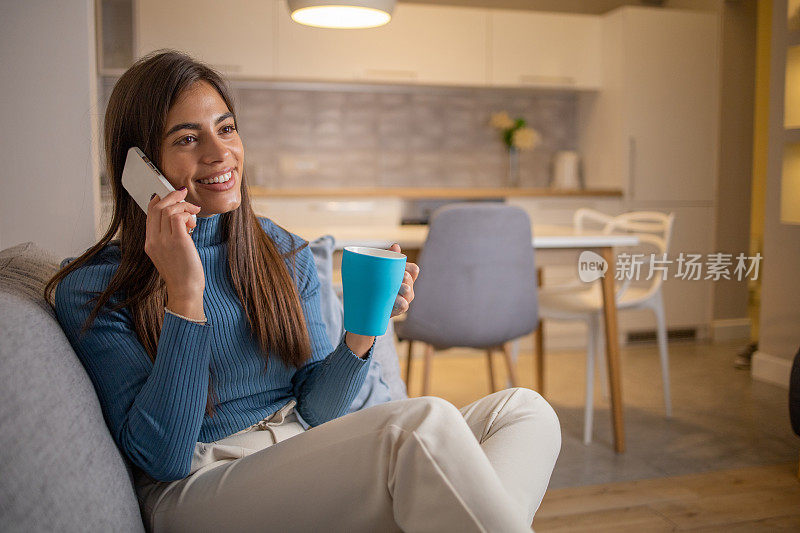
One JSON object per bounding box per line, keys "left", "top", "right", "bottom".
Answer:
{"left": 290, "top": 223, "right": 638, "bottom": 453}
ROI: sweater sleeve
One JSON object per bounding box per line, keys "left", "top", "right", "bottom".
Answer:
{"left": 290, "top": 246, "right": 375, "bottom": 427}
{"left": 54, "top": 261, "right": 213, "bottom": 482}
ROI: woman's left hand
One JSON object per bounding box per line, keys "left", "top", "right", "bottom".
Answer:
{"left": 389, "top": 243, "right": 419, "bottom": 318}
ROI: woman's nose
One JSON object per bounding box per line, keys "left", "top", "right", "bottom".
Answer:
{"left": 201, "top": 134, "right": 231, "bottom": 163}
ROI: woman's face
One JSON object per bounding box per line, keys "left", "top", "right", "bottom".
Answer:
{"left": 159, "top": 80, "right": 244, "bottom": 217}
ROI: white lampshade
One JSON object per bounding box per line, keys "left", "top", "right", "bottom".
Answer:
{"left": 287, "top": 0, "right": 396, "bottom": 29}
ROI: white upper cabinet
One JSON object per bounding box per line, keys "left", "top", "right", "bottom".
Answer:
{"left": 275, "top": 2, "right": 489, "bottom": 86}
{"left": 621, "top": 8, "right": 719, "bottom": 203}
{"left": 490, "top": 11, "right": 602, "bottom": 90}
{"left": 132, "top": 1, "right": 605, "bottom": 90}
{"left": 579, "top": 7, "right": 719, "bottom": 203}
{"left": 134, "top": 0, "right": 277, "bottom": 78}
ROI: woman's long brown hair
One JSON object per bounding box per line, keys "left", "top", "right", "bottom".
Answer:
{"left": 43, "top": 50, "right": 312, "bottom": 417}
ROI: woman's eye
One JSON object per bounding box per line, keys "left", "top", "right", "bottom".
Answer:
{"left": 177, "top": 135, "right": 197, "bottom": 145}
{"left": 220, "top": 124, "right": 236, "bottom": 134}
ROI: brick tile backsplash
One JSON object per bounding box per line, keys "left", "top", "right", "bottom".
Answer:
{"left": 100, "top": 78, "right": 578, "bottom": 190}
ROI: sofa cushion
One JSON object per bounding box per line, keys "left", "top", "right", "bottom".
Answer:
{"left": 0, "top": 242, "right": 145, "bottom": 532}
{"left": 0, "top": 242, "right": 63, "bottom": 314}
{"left": 307, "top": 235, "right": 408, "bottom": 410}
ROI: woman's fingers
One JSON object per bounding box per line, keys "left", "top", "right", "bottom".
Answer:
{"left": 393, "top": 295, "right": 409, "bottom": 315}
{"left": 386, "top": 243, "right": 418, "bottom": 317}
{"left": 391, "top": 281, "right": 414, "bottom": 317}
{"left": 157, "top": 189, "right": 186, "bottom": 237}
{"left": 399, "top": 282, "right": 413, "bottom": 301}
{"left": 145, "top": 193, "right": 161, "bottom": 244}
{"left": 142, "top": 188, "right": 206, "bottom": 301}
{"left": 172, "top": 212, "right": 197, "bottom": 237}
{"left": 401, "top": 267, "right": 418, "bottom": 299}
{"left": 388, "top": 243, "right": 419, "bottom": 281}
{"left": 406, "top": 262, "right": 420, "bottom": 282}
{"left": 152, "top": 188, "right": 200, "bottom": 237}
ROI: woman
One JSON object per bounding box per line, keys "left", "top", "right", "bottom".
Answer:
{"left": 46, "top": 51, "right": 561, "bottom": 532}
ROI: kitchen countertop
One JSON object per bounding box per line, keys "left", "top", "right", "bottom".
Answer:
{"left": 249, "top": 187, "right": 623, "bottom": 199}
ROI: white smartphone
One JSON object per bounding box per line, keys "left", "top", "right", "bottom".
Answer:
{"left": 121, "top": 146, "right": 196, "bottom": 227}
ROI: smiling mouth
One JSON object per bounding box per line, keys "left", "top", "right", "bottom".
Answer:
{"left": 196, "top": 170, "right": 233, "bottom": 185}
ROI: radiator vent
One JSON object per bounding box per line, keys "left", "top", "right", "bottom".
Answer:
{"left": 626, "top": 328, "right": 696, "bottom": 344}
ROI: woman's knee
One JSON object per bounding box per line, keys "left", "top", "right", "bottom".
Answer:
{"left": 507, "top": 388, "right": 561, "bottom": 443}
{"left": 508, "top": 386, "right": 548, "bottom": 408}
{"left": 517, "top": 386, "right": 558, "bottom": 416}
{"left": 409, "top": 395, "right": 463, "bottom": 417}
{"left": 391, "top": 396, "right": 467, "bottom": 430}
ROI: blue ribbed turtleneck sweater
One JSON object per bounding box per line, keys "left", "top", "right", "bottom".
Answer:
{"left": 54, "top": 213, "right": 375, "bottom": 482}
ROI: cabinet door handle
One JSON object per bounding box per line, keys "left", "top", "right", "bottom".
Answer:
{"left": 518, "top": 74, "right": 576, "bottom": 86}
{"left": 628, "top": 136, "right": 637, "bottom": 199}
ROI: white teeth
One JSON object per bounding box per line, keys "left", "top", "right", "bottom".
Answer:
{"left": 198, "top": 171, "right": 232, "bottom": 185}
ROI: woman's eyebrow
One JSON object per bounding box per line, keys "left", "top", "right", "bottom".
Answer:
{"left": 164, "top": 112, "right": 235, "bottom": 138}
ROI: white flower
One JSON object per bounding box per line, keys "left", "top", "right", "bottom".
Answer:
{"left": 490, "top": 111, "right": 514, "bottom": 130}
{"left": 512, "top": 127, "right": 541, "bottom": 150}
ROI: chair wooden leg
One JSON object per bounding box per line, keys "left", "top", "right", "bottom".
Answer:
{"left": 422, "top": 343, "right": 433, "bottom": 396}
{"left": 501, "top": 342, "right": 519, "bottom": 387}
{"left": 405, "top": 340, "right": 414, "bottom": 395}
{"left": 535, "top": 267, "right": 545, "bottom": 395}
{"left": 486, "top": 348, "right": 496, "bottom": 393}
{"left": 535, "top": 319, "right": 545, "bottom": 395}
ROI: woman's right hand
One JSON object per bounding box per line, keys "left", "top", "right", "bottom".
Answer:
{"left": 145, "top": 188, "right": 205, "bottom": 317}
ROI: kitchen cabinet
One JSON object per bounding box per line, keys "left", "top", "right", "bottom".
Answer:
{"left": 490, "top": 11, "right": 602, "bottom": 90}
{"left": 131, "top": 0, "right": 600, "bottom": 90}
{"left": 574, "top": 7, "right": 719, "bottom": 338}
{"left": 579, "top": 7, "right": 720, "bottom": 203}
{"left": 134, "top": 0, "right": 278, "bottom": 78}
{"left": 615, "top": 205, "right": 715, "bottom": 337}
{"left": 275, "top": 2, "right": 489, "bottom": 86}
{"left": 506, "top": 196, "right": 624, "bottom": 227}
{"left": 623, "top": 9, "right": 719, "bottom": 204}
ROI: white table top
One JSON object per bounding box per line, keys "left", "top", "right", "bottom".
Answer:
{"left": 289, "top": 224, "right": 639, "bottom": 250}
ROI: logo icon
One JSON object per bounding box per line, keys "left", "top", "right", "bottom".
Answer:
{"left": 578, "top": 251, "right": 608, "bottom": 282}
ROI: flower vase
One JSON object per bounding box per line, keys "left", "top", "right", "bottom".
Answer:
{"left": 507, "top": 146, "right": 520, "bottom": 187}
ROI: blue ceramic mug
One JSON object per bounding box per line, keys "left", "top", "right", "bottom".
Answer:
{"left": 342, "top": 246, "right": 407, "bottom": 336}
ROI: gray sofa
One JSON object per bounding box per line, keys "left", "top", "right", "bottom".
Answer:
{"left": 0, "top": 239, "right": 406, "bottom": 532}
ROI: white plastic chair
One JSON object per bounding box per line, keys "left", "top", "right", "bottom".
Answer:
{"left": 537, "top": 209, "right": 675, "bottom": 444}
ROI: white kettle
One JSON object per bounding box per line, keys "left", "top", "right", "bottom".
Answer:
{"left": 550, "top": 150, "right": 584, "bottom": 189}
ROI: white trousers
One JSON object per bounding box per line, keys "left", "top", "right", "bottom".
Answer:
{"left": 134, "top": 387, "right": 561, "bottom": 533}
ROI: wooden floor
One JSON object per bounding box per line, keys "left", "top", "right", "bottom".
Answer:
{"left": 532, "top": 462, "right": 800, "bottom": 532}
{"left": 397, "top": 340, "right": 800, "bottom": 531}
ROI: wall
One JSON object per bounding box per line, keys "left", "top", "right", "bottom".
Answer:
{"left": 748, "top": 0, "right": 772, "bottom": 345}
{"left": 752, "top": 0, "right": 800, "bottom": 387}
{"left": 668, "top": 0, "right": 756, "bottom": 333}
{"left": 100, "top": 79, "right": 580, "bottom": 190}
{"left": 0, "top": 0, "right": 100, "bottom": 258}
{"left": 712, "top": 0, "right": 757, "bottom": 323}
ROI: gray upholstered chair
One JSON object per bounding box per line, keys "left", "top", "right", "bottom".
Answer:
{"left": 395, "top": 203, "right": 539, "bottom": 396}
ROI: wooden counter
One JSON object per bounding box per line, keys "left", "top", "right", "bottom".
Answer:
{"left": 249, "top": 186, "right": 623, "bottom": 199}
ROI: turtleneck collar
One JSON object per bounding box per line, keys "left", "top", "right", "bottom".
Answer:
{"left": 191, "top": 213, "right": 225, "bottom": 247}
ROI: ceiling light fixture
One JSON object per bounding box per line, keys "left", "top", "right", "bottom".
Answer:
{"left": 287, "top": 0, "right": 396, "bottom": 29}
